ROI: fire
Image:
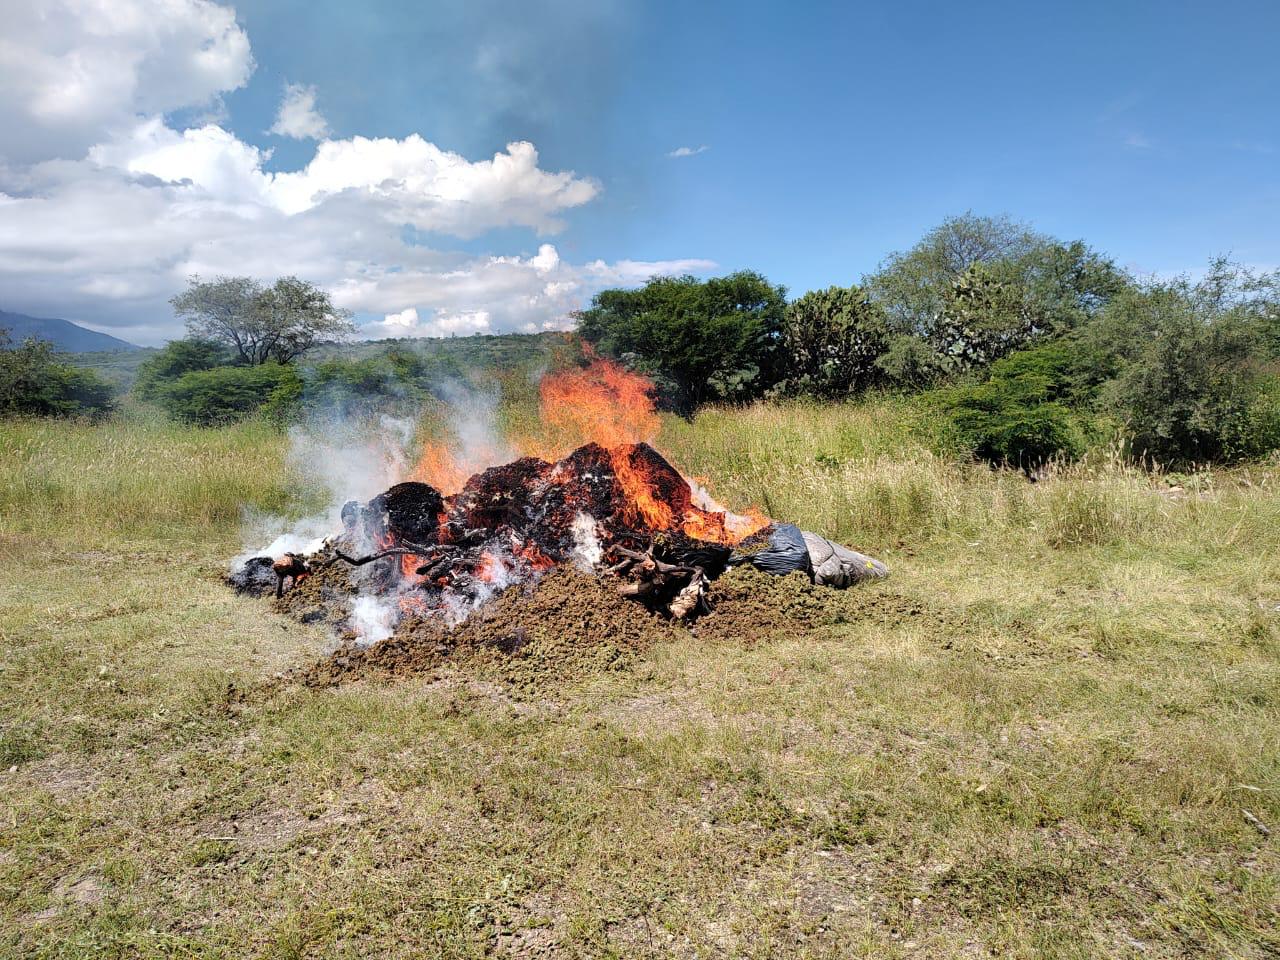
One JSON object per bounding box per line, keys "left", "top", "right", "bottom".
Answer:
{"left": 535, "top": 357, "right": 674, "bottom": 528}
{"left": 410, "top": 442, "right": 471, "bottom": 495}
{"left": 410, "top": 439, "right": 505, "bottom": 496}
{"left": 476, "top": 551, "right": 506, "bottom": 583}
{"left": 615, "top": 454, "right": 676, "bottom": 530}
{"left": 536, "top": 355, "right": 660, "bottom": 453}
{"left": 527, "top": 355, "right": 767, "bottom": 544}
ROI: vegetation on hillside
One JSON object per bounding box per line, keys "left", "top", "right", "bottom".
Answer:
{"left": 0, "top": 329, "right": 114, "bottom": 418}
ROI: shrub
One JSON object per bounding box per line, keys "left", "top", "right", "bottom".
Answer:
{"left": 154, "top": 363, "right": 302, "bottom": 425}
{"left": 935, "top": 342, "right": 1087, "bottom": 470}
{"left": 133, "top": 338, "right": 232, "bottom": 400}
{"left": 0, "top": 334, "right": 114, "bottom": 418}
{"left": 1087, "top": 262, "right": 1280, "bottom": 466}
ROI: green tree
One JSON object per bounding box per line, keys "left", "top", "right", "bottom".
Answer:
{"left": 778, "top": 285, "right": 890, "bottom": 397}
{"left": 1086, "top": 261, "right": 1280, "bottom": 465}
{"left": 133, "top": 337, "right": 232, "bottom": 400}
{"left": 0, "top": 330, "right": 114, "bottom": 417}
{"left": 171, "top": 275, "right": 355, "bottom": 365}
{"left": 866, "top": 214, "right": 1126, "bottom": 379}
{"left": 576, "top": 271, "right": 787, "bottom": 411}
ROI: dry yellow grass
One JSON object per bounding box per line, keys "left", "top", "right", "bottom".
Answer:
{"left": 1, "top": 401, "right": 1277, "bottom": 958}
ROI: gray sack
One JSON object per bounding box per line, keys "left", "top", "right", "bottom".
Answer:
{"left": 801, "top": 532, "right": 889, "bottom": 588}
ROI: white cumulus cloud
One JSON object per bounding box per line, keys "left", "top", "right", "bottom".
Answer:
{"left": 667, "top": 144, "right": 709, "bottom": 158}
{"left": 0, "top": 0, "right": 253, "bottom": 164}
{"left": 0, "top": 0, "right": 716, "bottom": 343}
{"left": 382, "top": 307, "right": 419, "bottom": 329}
{"left": 269, "top": 82, "right": 330, "bottom": 139}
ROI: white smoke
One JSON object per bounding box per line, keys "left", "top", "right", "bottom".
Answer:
{"left": 349, "top": 594, "right": 396, "bottom": 646}
{"left": 430, "top": 380, "right": 513, "bottom": 485}
{"left": 285, "top": 415, "right": 414, "bottom": 520}
{"left": 570, "top": 511, "right": 602, "bottom": 571}
{"left": 440, "top": 550, "right": 516, "bottom": 626}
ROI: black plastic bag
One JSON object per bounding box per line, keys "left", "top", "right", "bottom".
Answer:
{"left": 732, "top": 523, "right": 812, "bottom": 578}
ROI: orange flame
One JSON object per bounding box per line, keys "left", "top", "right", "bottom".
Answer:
{"left": 531, "top": 355, "right": 768, "bottom": 544}
{"left": 476, "top": 550, "right": 506, "bottom": 583}
{"left": 410, "top": 442, "right": 472, "bottom": 495}
{"left": 535, "top": 355, "right": 660, "bottom": 453}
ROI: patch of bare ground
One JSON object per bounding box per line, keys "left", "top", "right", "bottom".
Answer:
{"left": 18, "top": 753, "right": 102, "bottom": 803}
{"left": 21, "top": 875, "right": 108, "bottom": 925}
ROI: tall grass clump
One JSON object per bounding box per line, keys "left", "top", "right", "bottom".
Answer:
{"left": 0, "top": 407, "right": 293, "bottom": 544}
{"left": 659, "top": 398, "right": 1280, "bottom": 563}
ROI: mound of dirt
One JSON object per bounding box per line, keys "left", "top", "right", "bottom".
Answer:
{"left": 272, "top": 555, "right": 360, "bottom": 628}
{"left": 302, "top": 567, "right": 688, "bottom": 693}
{"left": 693, "top": 565, "right": 870, "bottom": 644}
{"left": 283, "top": 554, "right": 932, "bottom": 695}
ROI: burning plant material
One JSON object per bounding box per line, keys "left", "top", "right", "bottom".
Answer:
{"left": 228, "top": 356, "right": 888, "bottom": 678}
{"left": 231, "top": 438, "right": 886, "bottom": 636}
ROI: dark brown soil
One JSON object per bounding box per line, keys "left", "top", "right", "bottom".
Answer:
{"left": 694, "top": 566, "right": 873, "bottom": 644}
{"left": 272, "top": 556, "right": 360, "bottom": 628}
{"left": 301, "top": 567, "right": 687, "bottom": 693}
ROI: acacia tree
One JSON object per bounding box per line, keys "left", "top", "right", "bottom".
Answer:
{"left": 575, "top": 271, "right": 787, "bottom": 412}
{"left": 171, "top": 275, "right": 355, "bottom": 364}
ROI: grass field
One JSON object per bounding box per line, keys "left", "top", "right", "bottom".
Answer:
{"left": 1, "top": 402, "right": 1278, "bottom": 958}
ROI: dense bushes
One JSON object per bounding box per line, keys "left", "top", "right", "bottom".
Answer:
{"left": 934, "top": 261, "right": 1280, "bottom": 469}
{"left": 32, "top": 214, "right": 1276, "bottom": 473}
{"left": 153, "top": 363, "right": 301, "bottom": 425}
{"left": 0, "top": 334, "right": 114, "bottom": 418}
{"left": 1087, "top": 264, "right": 1280, "bottom": 465}
{"left": 138, "top": 338, "right": 475, "bottom": 425}
{"left": 934, "top": 343, "right": 1088, "bottom": 470}
{"left": 134, "top": 338, "right": 232, "bottom": 401}
{"left": 865, "top": 215, "right": 1125, "bottom": 376}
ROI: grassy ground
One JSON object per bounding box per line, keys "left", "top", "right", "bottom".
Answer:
{"left": 1, "top": 401, "right": 1277, "bottom": 958}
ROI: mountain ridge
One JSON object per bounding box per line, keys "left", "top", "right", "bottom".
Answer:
{"left": 0, "top": 309, "right": 141, "bottom": 353}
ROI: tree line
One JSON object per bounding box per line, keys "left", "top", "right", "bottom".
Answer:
{"left": 4, "top": 213, "right": 1278, "bottom": 469}
{"left": 576, "top": 214, "right": 1280, "bottom": 468}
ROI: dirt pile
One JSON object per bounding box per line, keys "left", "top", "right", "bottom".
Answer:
{"left": 301, "top": 567, "right": 688, "bottom": 692}
{"left": 694, "top": 566, "right": 871, "bottom": 643}
{"left": 292, "top": 562, "right": 918, "bottom": 693}
{"left": 272, "top": 555, "right": 359, "bottom": 628}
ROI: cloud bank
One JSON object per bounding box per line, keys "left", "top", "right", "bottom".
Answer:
{"left": 0, "top": 0, "right": 712, "bottom": 344}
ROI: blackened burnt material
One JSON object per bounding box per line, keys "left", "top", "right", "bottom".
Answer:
{"left": 370, "top": 481, "right": 445, "bottom": 544}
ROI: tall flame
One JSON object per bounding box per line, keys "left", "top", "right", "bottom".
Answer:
{"left": 410, "top": 442, "right": 473, "bottom": 495}
{"left": 531, "top": 355, "right": 767, "bottom": 544}
{"left": 535, "top": 355, "right": 660, "bottom": 453}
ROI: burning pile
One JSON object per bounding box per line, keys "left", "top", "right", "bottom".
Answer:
{"left": 229, "top": 357, "right": 888, "bottom": 652}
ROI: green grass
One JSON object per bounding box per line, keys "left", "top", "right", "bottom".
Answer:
{"left": 1, "top": 401, "right": 1277, "bottom": 958}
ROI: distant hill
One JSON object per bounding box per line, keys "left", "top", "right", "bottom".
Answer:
{"left": 0, "top": 309, "right": 141, "bottom": 353}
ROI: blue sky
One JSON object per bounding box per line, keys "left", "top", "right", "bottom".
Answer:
{"left": 236, "top": 0, "right": 1279, "bottom": 286}
{"left": 1, "top": 0, "right": 1276, "bottom": 342}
